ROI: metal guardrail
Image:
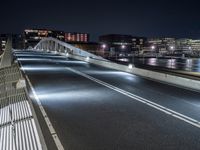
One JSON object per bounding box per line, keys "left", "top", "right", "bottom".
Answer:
{"left": 0, "top": 64, "right": 43, "bottom": 150}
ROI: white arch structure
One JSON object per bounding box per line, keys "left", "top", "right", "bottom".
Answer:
{"left": 34, "top": 37, "right": 106, "bottom": 61}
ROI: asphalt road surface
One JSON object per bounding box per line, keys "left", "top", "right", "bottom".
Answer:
{"left": 14, "top": 50, "right": 200, "bottom": 150}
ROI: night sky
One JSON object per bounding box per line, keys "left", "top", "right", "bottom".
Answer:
{"left": 1, "top": 0, "right": 200, "bottom": 41}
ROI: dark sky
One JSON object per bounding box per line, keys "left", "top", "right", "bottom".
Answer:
{"left": 1, "top": 0, "right": 200, "bottom": 41}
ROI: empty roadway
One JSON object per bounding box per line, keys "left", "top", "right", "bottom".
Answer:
{"left": 14, "top": 50, "right": 200, "bottom": 150}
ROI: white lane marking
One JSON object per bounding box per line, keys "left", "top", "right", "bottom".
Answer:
{"left": 18, "top": 58, "right": 64, "bottom": 150}
{"left": 66, "top": 67, "right": 200, "bottom": 129}
{"left": 25, "top": 75, "right": 65, "bottom": 150}
{"left": 18, "top": 56, "right": 65, "bottom": 150}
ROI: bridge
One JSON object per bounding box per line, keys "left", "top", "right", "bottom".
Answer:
{"left": 1, "top": 37, "right": 200, "bottom": 150}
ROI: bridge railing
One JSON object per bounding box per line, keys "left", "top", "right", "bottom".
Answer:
{"left": 0, "top": 63, "right": 46, "bottom": 150}
{"left": 0, "top": 36, "right": 47, "bottom": 150}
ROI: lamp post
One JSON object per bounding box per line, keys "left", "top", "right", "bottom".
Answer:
{"left": 169, "top": 46, "right": 175, "bottom": 69}
{"left": 102, "top": 44, "right": 106, "bottom": 49}
{"left": 151, "top": 45, "right": 155, "bottom": 50}
{"left": 101, "top": 44, "right": 107, "bottom": 58}
{"left": 121, "top": 45, "right": 126, "bottom": 49}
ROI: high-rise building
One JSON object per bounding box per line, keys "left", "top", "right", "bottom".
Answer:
{"left": 24, "top": 29, "right": 51, "bottom": 48}
{"left": 176, "top": 38, "right": 200, "bottom": 53}
{"left": 65, "top": 32, "right": 89, "bottom": 43}
{"left": 132, "top": 37, "right": 147, "bottom": 52}
{"left": 24, "top": 29, "right": 65, "bottom": 48}
{"left": 147, "top": 38, "right": 175, "bottom": 53}
{"left": 24, "top": 29, "right": 89, "bottom": 48}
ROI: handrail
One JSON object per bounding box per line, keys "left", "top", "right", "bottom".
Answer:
{"left": 0, "top": 63, "right": 46, "bottom": 150}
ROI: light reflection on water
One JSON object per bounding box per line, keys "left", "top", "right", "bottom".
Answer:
{"left": 147, "top": 58, "right": 158, "bottom": 66}
{"left": 166, "top": 59, "right": 176, "bottom": 69}
{"left": 118, "top": 57, "right": 200, "bottom": 72}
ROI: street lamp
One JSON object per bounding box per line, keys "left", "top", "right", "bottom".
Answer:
{"left": 102, "top": 44, "right": 106, "bottom": 49}
{"left": 151, "top": 45, "right": 155, "bottom": 50}
{"left": 170, "top": 46, "right": 174, "bottom": 50}
{"left": 121, "top": 45, "right": 126, "bottom": 49}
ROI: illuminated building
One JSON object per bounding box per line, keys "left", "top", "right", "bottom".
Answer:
{"left": 24, "top": 29, "right": 65, "bottom": 48}
{"left": 99, "top": 34, "right": 145, "bottom": 57}
{"left": 24, "top": 29, "right": 88, "bottom": 48}
{"left": 132, "top": 37, "right": 147, "bottom": 52}
{"left": 65, "top": 33, "right": 89, "bottom": 43}
{"left": 147, "top": 38, "right": 175, "bottom": 53}
{"left": 176, "top": 39, "right": 200, "bottom": 51}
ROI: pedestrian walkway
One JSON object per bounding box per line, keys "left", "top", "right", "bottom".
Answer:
{"left": 0, "top": 64, "right": 44, "bottom": 150}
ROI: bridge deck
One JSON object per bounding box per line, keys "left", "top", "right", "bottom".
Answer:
{"left": 15, "top": 50, "right": 200, "bottom": 150}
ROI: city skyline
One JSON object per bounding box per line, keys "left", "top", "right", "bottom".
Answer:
{"left": 1, "top": 0, "right": 200, "bottom": 41}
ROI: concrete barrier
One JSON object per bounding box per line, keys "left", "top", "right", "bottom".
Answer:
{"left": 60, "top": 52, "right": 200, "bottom": 92}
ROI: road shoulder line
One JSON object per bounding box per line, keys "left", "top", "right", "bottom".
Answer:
{"left": 24, "top": 74, "right": 65, "bottom": 150}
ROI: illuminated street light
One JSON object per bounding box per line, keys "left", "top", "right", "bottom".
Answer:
{"left": 170, "top": 46, "right": 174, "bottom": 50}
{"left": 151, "top": 45, "right": 155, "bottom": 50}
{"left": 121, "top": 45, "right": 126, "bottom": 49}
{"left": 102, "top": 44, "right": 106, "bottom": 49}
